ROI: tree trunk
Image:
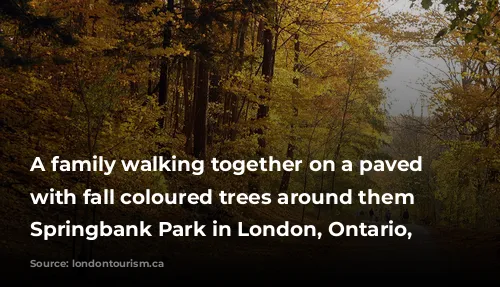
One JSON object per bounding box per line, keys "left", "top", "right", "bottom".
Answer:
{"left": 183, "top": 56, "right": 195, "bottom": 154}
{"left": 207, "top": 72, "right": 220, "bottom": 146}
{"left": 158, "top": 0, "right": 174, "bottom": 129}
{"left": 279, "top": 33, "right": 299, "bottom": 193}
{"left": 317, "top": 125, "right": 335, "bottom": 220}
{"left": 330, "top": 64, "right": 355, "bottom": 211}
{"left": 301, "top": 121, "right": 319, "bottom": 224}
{"left": 193, "top": 54, "right": 209, "bottom": 159}
{"left": 172, "top": 62, "right": 181, "bottom": 136}
{"left": 230, "top": 11, "right": 249, "bottom": 140}
{"left": 256, "top": 28, "right": 273, "bottom": 153}
{"left": 249, "top": 19, "right": 274, "bottom": 194}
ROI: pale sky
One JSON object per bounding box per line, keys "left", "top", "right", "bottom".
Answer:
{"left": 379, "top": 0, "right": 445, "bottom": 116}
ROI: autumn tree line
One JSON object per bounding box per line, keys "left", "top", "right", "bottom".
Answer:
{"left": 0, "top": 0, "right": 389, "bottom": 215}
{"left": 381, "top": 0, "right": 500, "bottom": 229}
{"left": 0, "top": 0, "right": 392, "bottom": 260}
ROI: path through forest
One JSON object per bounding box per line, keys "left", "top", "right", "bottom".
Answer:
{"left": 38, "top": 223, "right": 495, "bottom": 283}
{"left": 326, "top": 223, "right": 498, "bottom": 280}
{"left": 9, "top": 221, "right": 499, "bottom": 284}
{"left": 328, "top": 223, "right": 442, "bottom": 273}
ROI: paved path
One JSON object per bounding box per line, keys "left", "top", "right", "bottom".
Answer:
{"left": 332, "top": 223, "right": 442, "bottom": 272}
{"left": 331, "top": 222, "right": 498, "bottom": 277}
{"left": 6, "top": 222, "right": 499, "bottom": 283}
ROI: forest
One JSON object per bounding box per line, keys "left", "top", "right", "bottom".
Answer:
{"left": 0, "top": 0, "right": 499, "bottom": 278}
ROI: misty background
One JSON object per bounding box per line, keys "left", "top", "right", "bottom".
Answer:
{"left": 381, "top": 0, "right": 445, "bottom": 116}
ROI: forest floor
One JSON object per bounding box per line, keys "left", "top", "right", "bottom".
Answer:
{"left": 1, "top": 187, "right": 499, "bottom": 283}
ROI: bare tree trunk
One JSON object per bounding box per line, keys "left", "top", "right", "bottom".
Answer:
{"left": 75, "top": 85, "right": 93, "bottom": 276}
{"left": 193, "top": 54, "right": 209, "bottom": 159}
{"left": 172, "top": 62, "right": 181, "bottom": 136}
{"left": 317, "top": 125, "right": 335, "bottom": 220}
{"left": 230, "top": 11, "right": 249, "bottom": 140}
{"left": 158, "top": 0, "right": 174, "bottom": 129}
{"left": 280, "top": 33, "right": 299, "bottom": 193}
{"left": 208, "top": 72, "right": 220, "bottom": 146}
{"left": 330, "top": 61, "right": 356, "bottom": 211}
{"left": 256, "top": 28, "right": 273, "bottom": 153}
{"left": 249, "top": 15, "right": 274, "bottom": 194}
{"left": 183, "top": 56, "right": 195, "bottom": 154}
{"left": 301, "top": 118, "right": 320, "bottom": 224}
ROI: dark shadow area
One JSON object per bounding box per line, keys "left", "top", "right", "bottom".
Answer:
{"left": 3, "top": 222, "right": 499, "bottom": 283}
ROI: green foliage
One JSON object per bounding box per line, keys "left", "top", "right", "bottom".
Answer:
{"left": 414, "top": 0, "right": 499, "bottom": 43}
{"left": 432, "top": 142, "right": 499, "bottom": 227}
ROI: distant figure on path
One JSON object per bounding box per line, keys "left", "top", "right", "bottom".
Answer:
{"left": 356, "top": 209, "right": 364, "bottom": 220}
{"left": 385, "top": 209, "right": 391, "bottom": 222}
{"left": 402, "top": 208, "right": 409, "bottom": 224}
{"left": 369, "top": 208, "right": 374, "bottom": 221}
